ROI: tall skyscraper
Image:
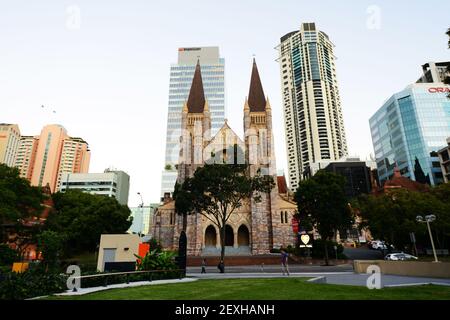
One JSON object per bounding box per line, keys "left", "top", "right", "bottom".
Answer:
{"left": 0, "top": 123, "right": 21, "bottom": 167}
{"left": 369, "top": 62, "right": 450, "bottom": 186}
{"left": 14, "top": 124, "right": 91, "bottom": 192}
{"left": 161, "top": 47, "right": 225, "bottom": 198}
{"left": 277, "top": 22, "right": 348, "bottom": 191}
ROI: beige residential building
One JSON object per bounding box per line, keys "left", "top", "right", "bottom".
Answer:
{"left": 56, "top": 137, "right": 91, "bottom": 190}
{"left": 14, "top": 136, "right": 39, "bottom": 180}
{"left": 0, "top": 124, "right": 21, "bottom": 167}
{"left": 13, "top": 124, "right": 90, "bottom": 192}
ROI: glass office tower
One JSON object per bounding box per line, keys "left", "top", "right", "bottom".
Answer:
{"left": 160, "top": 47, "right": 225, "bottom": 198}
{"left": 369, "top": 83, "right": 450, "bottom": 186}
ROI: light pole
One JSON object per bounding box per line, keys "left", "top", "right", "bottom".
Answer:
{"left": 416, "top": 214, "right": 439, "bottom": 263}
{"left": 137, "top": 192, "right": 144, "bottom": 237}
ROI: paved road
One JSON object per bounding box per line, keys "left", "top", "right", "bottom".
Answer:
{"left": 187, "top": 263, "right": 353, "bottom": 274}
{"left": 343, "top": 247, "right": 383, "bottom": 260}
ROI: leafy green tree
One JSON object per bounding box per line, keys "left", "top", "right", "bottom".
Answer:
{"left": 294, "top": 170, "right": 353, "bottom": 265}
{"left": 173, "top": 181, "right": 193, "bottom": 232}
{"left": 0, "top": 164, "right": 43, "bottom": 257}
{"left": 426, "top": 184, "right": 450, "bottom": 249}
{"left": 0, "top": 244, "right": 18, "bottom": 266}
{"left": 174, "top": 164, "right": 275, "bottom": 264}
{"left": 45, "top": 190, "right": 132, "bottom": 255}
{"left": 353, "top": 187, "right": 450, "bottom": 252}
{"left": 37, "top": 230, "right": 65, "bottom": 271}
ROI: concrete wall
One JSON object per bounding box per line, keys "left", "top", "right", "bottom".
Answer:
{"left": 354, "top": 260, "right": 450, "bottom": 279}
{"left": 97, "top": 234, "right": 140, "bottom": 272}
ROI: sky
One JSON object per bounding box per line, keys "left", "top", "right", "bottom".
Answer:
{"left": 1, "top": 0, "right": 449, "bottom": 206}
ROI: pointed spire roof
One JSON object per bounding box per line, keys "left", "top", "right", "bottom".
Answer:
{"left": 248, "top": 58, "right": 266, "bottom": 112}
{"left": 187, "top": 59, "right": 206, "bottom": 113}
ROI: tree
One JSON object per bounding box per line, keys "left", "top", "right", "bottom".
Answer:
{"left": 0, "top": 164, "right": 43, "bottom": 257}
{"left": 353, "top": 187, "right": 450, "bottom": 252}
{"left": 294, "top": 170, "right": 353, "bottom": 265}
{"left": 174, "top": 164, "right": 275, "bottom": 264}
{"left": 173, "top": 181, "right": 193, "bottom": 232}
{"left": 45, "top": 190, "right": 132, "bottom": 255}
{"left": 37, "top": 230, "right": 65, "bottom": 271}
{"left": 0, "top": 244, "right": 18, "bottom": 266}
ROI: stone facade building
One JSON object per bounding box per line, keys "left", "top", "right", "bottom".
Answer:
{"left": 151, "top": 60, "right": 297, "bottom": 256}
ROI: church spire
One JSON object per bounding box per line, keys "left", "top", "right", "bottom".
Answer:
{"left": 247, "top": 58, "right": 266, "bottom": 112}
{"left": 186, "top": 59, "right": 206, "bottom": 113}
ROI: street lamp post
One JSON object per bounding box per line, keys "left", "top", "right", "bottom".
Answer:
{"left": 137, "top": 192, "right": 144, "bottom": 237}
{"left": 416, "top": 214, "right": 439, "bottom": 263}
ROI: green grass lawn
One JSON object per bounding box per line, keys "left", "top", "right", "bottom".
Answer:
{"left": 47, "top": 278, "right": 450, "bottom": 300}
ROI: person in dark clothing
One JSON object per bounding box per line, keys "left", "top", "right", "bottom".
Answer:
{"left": 281, "top": 248, "right": 290, "bottom": 276}
{"left": 201, "top": 258, "right": 207, "bottom": 274}
{"left": 217, "top": 260, "right": 225, "bottom": 273}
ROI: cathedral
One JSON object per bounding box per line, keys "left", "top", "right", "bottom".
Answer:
{"left": 151, "top": 59, "right": 297, "bottom": 256}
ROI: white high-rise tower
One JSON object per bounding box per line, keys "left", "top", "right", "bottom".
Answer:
{"left": 277, "top": 22, "right": 348, "bottom": 190}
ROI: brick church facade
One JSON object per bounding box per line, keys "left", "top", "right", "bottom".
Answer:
{"left": 151, "top": 60, "right": 297, "bottom": 256}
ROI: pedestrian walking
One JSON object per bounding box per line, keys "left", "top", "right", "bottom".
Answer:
{"left": 281, "top": 249, "right": 290, "bottom": 276}
{"left": 217, "top": 259, "right": 225, "bottom": 273}
{"left": 201, "top": 258, "right": 207, "bottom": 274}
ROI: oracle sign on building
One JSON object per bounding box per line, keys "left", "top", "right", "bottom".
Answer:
{"left": 428, "top": 87, "right": 450, "bottom": 93}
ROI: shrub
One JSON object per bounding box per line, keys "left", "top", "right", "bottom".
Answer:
{"left": 77, "top": 269, "right": 182, "bottom": 289}
{"left": 0, "top": 244, "right": 18, "bottom": 266}
{"left": 0, "top": 266, "right": 66, "bottom": 300}
{"left": 145, "top": 238, "right": 162, "bottom": 252}
{"left": 135, "top": 248, "right": 177, "bottom": 271}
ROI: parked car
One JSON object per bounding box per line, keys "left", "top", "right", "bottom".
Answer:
{"left": 371, "top": 240, "right": 387, "bottom": 250}
{"left": 385, "top": 253, "right": 418, "bottom": 261}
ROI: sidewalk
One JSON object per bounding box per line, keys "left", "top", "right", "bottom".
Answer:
{"left": 320, "top": 273, "right": 450, "bottom": 287}
{"left": 188, "top": 271, "right": 450, "bottom": 287}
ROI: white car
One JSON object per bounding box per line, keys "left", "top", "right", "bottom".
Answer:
{"left": 371, "top": 240, "right": 387, "bottom": 250}
{"left": 385, "top": 253, "right": 418, "bottom": 261}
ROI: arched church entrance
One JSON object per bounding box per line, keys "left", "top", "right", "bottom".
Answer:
{"left": 204, "top": 225, "right": 217, "bottom": 247}
{"left": 238, "top": 225, "right": 250, "bottom": 246}
{"left": 225, "top": 225, "right": 234, "bottom": 246}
